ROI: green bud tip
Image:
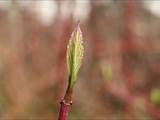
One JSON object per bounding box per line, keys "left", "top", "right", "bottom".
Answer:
{"left": 66, "top": 23, "right": 84, "bottom": 88}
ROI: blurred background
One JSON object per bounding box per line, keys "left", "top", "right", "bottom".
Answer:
{"left": 0, "top": 0, "right": 160, "bottom": 119}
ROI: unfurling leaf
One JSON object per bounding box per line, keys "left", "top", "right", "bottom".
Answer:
{"left": 67, "top": 24, "right": 84, "bottom": 87}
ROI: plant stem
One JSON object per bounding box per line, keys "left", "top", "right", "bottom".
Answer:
{"left": 58, "top": 100, "right": 71, "bottom": 120}
{"left": 58, "top": 76, "right": 73, "bottom": 120}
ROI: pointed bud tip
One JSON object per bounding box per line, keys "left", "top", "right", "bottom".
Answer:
{"left": 66, "top": 22, "right": 84, "bottom": 87}
{"left": 75, "top": 22, "right": 83, "bottom": 41}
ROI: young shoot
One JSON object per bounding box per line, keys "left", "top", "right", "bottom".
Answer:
{"left": 58, "top": 23, "right": 84, "bottom": 120}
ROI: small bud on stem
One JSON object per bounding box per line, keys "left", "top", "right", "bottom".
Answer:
{"left": 58, "top": 23, "right": 84, "bottom": 120}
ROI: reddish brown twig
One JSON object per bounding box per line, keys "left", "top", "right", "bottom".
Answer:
{"left": 58, "top": 100, "right": 72, "bottom": 120}
{"left": 58, "top": 76, "right": 73, "bottom": 120}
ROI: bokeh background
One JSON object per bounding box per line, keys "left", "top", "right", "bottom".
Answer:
{"left": 0, "top": 0, "right": 160, "bottom": 119}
